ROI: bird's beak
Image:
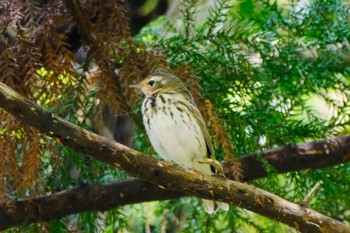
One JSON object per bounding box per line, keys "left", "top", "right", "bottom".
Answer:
{"left": 130, "top": 83, "right": 143, "bottom": 89}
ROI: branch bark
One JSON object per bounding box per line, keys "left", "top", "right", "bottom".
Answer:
{"left": 235, "top": 135, "right": 350, "bottom": 181}
{"left": 0, "top": 180, "right": 183, "bottom": 230}
{"left": 0, "top": 82, "right": 349, "bottom": 233}
{"left": 1, "top": 133, "right": 350, "bottom": 230}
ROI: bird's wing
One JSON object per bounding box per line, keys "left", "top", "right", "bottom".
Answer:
{"left": 188, "top": 102, "right": 216, "bottom": 160}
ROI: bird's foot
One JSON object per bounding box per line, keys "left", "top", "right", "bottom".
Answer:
{"left": 197, "top": 158, "right": 226, "bottom": 177}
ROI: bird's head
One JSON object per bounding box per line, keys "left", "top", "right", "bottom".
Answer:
{"left": 130, "top": 72, "right": 187, "bottom": 96}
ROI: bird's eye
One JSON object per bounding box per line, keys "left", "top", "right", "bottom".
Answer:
{"left": 148, "top": 80, "right": 155, "bottom": 86}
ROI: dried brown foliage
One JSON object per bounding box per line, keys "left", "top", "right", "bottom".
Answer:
{"left": 0, "top": 0, "right": 238, "bottom": 204}
{"left": 0, "top": 0, "right": 80, "bottom": 203}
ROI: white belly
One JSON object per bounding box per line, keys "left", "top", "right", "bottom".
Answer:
{"left": 142, "top": 94, "right": 211, "bottom": 174}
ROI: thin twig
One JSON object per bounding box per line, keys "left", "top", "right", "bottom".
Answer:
{"left": 300, "top": 181, "right": 322, "bottom": 207}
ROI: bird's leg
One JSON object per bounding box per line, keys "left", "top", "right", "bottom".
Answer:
{"left": 197, "top": 158, "right": 226, "bottom": 177}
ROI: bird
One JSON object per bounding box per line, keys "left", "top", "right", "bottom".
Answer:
{"left": 130, "top": 71, "right": 229, "bottom": 213}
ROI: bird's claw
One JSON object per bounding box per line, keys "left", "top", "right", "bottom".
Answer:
{"left": 197, "top": 158, "right": 225, "bottom": 177}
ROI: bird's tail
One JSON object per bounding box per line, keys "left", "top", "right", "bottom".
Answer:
{"left": 202, "top": 199, "right": 229, "bottom": 214}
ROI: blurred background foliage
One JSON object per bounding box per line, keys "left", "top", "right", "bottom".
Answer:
{"left": 1, "top": 0, "right": 350, "bottom": 232}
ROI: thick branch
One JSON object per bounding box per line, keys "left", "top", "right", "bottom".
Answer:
{"left": 0, "top": 82, "right": 349, "bottom": 233}
{"left": 234, "top": 135, "right": 350, "bottom": 181}
{"left": 1, "top": 134, "right": 350, "bottom": 229}
{"left": 0, "top": 180, "right": 183, "bottom": 230}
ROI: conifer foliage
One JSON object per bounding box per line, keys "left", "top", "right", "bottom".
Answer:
{"left": 0, "top": 0, "right": 350, "bottom": 232}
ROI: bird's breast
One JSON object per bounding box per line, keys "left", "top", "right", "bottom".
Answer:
{"left": 141, "top": 93, "right": 207, "bottom": 168}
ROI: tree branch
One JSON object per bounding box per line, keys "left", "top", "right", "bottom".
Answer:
{"left": 234, "top": 135, "right": 350, "bottom": 181}
{"left": 1, "top": 133, "right": 350, "bottom": 230}
{"left": 0, "top": 82, "right": 349, "bottom": 232}
{"left": 0, "top": 180, "right": 183, "bottom": 230}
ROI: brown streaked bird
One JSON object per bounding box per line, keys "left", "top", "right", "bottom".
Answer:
{"left": 131, "top": 72, "right": 229, "bottom": 213}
